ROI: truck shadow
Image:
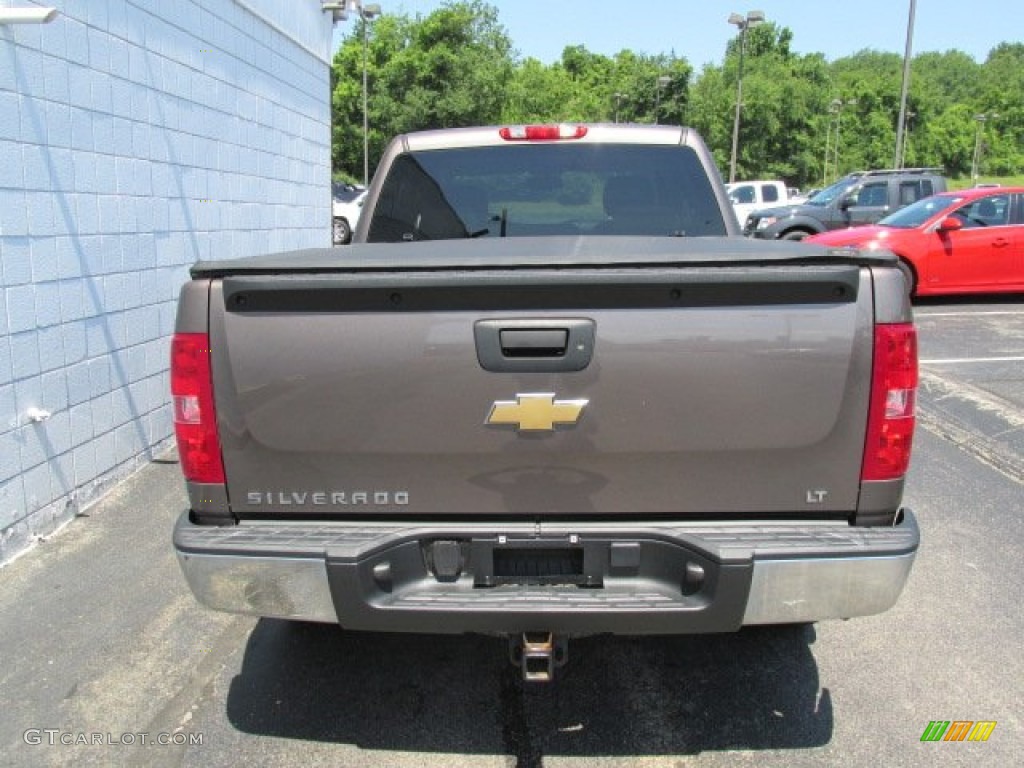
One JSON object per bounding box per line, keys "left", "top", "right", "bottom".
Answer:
{"left": 225, "top": 620, "right": 831, "bottom": 762}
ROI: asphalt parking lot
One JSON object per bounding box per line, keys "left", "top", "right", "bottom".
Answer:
{"left": 915, "top": 298, "right": 1024, "bottom": 482}
{"left": 1, "top": 297, "right": 1021, "bottom": 768}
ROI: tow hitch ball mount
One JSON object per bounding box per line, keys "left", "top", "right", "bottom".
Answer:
{"left": 509, "top": 632, "right": 568, "bottom": 682}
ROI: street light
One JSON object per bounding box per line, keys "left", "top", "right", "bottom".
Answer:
{"left": 0, "top": 7, "right": 58, "bottom": 23}
{"left": 971, "top": 113, "right": 998, "bottom": 184}
{"left": 360, "top": 2, "right": 382, "bottom": 186}
{"left": 654, "top": 76, "right": 671, "bottom": 124}
{"left": 832, "top": 98, "right": 856, "bottom": 180}
{"left": 727, "top": 10, "right": 766, "bottom": 183}
{"left": 899, "top": 111, "right": 916, "bottom": 168}
{"left": 893, "top": 0, "right": 917, "bottom": 168}
{"left": 613, "top": 92, "right": 625, "bottom": 123}
{"left": 822, "top": 101, "right": 838, "bottom": 186}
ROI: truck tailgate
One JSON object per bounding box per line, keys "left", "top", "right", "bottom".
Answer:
{"left": 208, "top": 260, "right": 872, "bottom": 520}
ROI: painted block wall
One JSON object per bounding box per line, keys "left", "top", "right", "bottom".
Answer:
{"left": 0, "top": 0, "right": 334, "bottom": 562}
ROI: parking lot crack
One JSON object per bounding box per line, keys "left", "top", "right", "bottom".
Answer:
{"left": 918, "top": 371, "right": 1024, "bottom": 485}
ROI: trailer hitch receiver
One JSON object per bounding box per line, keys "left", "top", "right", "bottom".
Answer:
{"left": 509, "top": 632, "right": 568, "bottom": 682}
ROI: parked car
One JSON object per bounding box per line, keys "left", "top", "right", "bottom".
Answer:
{"left": 333, "top": 181, "right": 364, "bottom": 201}
{"left": 332, "top": 186, "right": 367, "bottom": 245}
{"left": 745, "top": 168, "right": 947, "bottom": 240}
{"left": 724, "top": 179, "right": 790, "bottom": 227}
{"left": 806, "top": 186, "right": 1024, "bottom": 296}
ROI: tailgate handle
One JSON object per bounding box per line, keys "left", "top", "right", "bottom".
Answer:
{"left": 476, "top": 319, "right": 595, "bottom": 372}
{"left": 499, "top": 329, "right": 568, "bottom": 358}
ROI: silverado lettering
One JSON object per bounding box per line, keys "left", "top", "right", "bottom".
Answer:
{"left": 245, "top": 491, "right": 410, "bottom": 506}
{"left": 172, "top": 124, "right": 920, "bottom": 681}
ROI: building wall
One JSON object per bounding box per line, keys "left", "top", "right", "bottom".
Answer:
{"left": 0, "top": 0, "right": 334, "bottom": 562}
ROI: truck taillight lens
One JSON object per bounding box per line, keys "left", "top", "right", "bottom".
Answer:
{"left": 862, "top": 323, "right": 917, "bottom": 481}
{"left": 171, "top": 333, "right": 225, "bottom": 484}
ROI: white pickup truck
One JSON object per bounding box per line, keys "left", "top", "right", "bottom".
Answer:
{"left": 725, "top": 179, "right": 791, "bottom": 228}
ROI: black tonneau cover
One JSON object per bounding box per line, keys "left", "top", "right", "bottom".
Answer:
{"left": 191, "top": 236, "right": 894, "bottom": 278}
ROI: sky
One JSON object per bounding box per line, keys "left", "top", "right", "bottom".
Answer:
{"left": 334, "top": 0, "right": 1021, "bottom": 67}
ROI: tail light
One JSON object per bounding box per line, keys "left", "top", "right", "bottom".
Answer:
{"left": 862, "top": 323, "right": 917, "bottom": 481}
{"left": 499, "top": 124, "right": 588, "bottom": 141}
{"left": 171, "top": 333, "right": 225, "bottom": 484}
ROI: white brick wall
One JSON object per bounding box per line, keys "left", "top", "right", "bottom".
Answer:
{"left": 0, "top": 0, "right": 334, "bottom": 562}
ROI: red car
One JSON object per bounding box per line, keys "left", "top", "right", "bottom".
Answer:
{"left": 806, "top": 187, "right": 1024, "bottom": 296}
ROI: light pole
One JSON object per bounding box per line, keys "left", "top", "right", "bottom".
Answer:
{"left": 833, "top": 98, "right": 856, "bottom": 179}
{"left": 900, "top": 111, "right": 916, "bottom": 168}
{"left": 614, "top": 92, "right": 624, "bottom": 123}
{"left": 822, "top": 100, "right": 838, "bottom": 186}
{"left": 893, "top": 0, "right": 917, "bottom": 168}
{"left": 360, "top": 3, "right": 381, "bottom": 187}
{"left": 971, "top": 113, "right": 998, "bottom": 184}
{"left": 727, "top": 10, "right": 765, "bottom": 183}
{"left": 654, "top": 76, "right": 670, "bottom": 124}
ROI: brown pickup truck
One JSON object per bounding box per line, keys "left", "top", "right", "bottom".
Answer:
{"left": 172, "top": 124, "right": 919, "bottom": 680}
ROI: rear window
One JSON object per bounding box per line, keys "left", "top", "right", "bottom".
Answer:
{"left": 898, "top": 179, "right": 933, "bottom": 206}
{"left": 730, "top": 185, "right": 755, "bottom": 204}
{"left": 366, "top": 144, "right": 727, "bottom": 242}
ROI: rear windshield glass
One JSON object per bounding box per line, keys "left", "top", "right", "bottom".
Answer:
{"left": 366, "top": 144, "right": 726, "bottom": 242}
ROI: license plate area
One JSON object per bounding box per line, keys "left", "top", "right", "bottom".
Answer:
{"left": 493, "top": 548, "right": 583, "bottom": 585}
{"left": 473, "top": 539, "right": 603, "bottom": 587}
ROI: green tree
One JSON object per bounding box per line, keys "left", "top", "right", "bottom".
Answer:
{"left": 701, "top": 23, "right": 829, "bottom": 185}
{"left": 331, "top": 1, "right": 514, "bottom": 180}
{"left": 688, "top": 63, "right": 733, "bottom": 175}
{"left": 501, "top": 57, "right": 574, "bottom": 122}
{"left": 330, "top": 4, "right": 1023, "bottom": 187}
{"left": 505, "top": 46, "right": 690, "bottom": 125}
{"left": 976, "top": 43, "right": 1024, "bottom": 175}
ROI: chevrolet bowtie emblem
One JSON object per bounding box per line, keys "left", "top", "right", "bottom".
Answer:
{"left": 486, "top": 393, "right": 589, "bottom": 432}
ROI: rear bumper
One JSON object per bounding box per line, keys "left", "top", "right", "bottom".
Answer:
{"left": 173, "top": 511, "right": 918, "bottom": 634}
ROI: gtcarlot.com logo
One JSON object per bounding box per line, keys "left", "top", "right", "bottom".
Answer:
{"left": 23, "top": 729, "right": 204, "bottom": 747}
{"left": 920, "top": 720, "right": 997, "bottom": 742}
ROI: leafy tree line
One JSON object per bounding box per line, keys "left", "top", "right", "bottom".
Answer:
{"left": 331, "top": 1, "right": 1023, "bottom": 189}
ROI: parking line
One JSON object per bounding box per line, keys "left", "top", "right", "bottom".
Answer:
{"left": 916, "top": 311, "right": 1024, "bottom": 318}
{"left": 921, "top": 356, "right": 1024, "bottom": 364}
